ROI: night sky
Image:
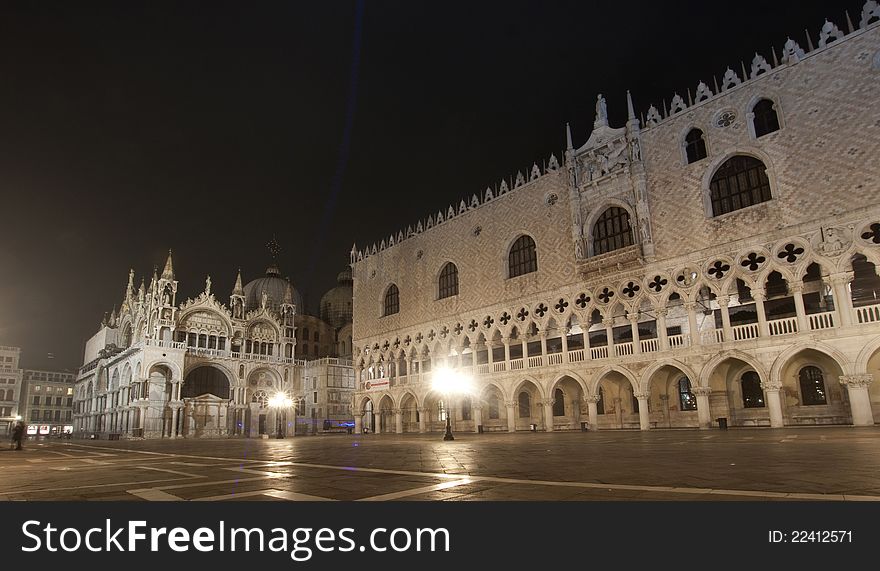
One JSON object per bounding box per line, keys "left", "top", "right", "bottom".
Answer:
{"left": 0, "top": 0, "right": 864, "bottom": 370}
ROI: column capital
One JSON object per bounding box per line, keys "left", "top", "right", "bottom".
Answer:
{"left": 716, "top": 295, "right": 730, "bottom": 307}
{"left": 417, "top": 407, "right": 429, "bottom": 413}
{"left": 626, "top": 312, "right": 640, "bottom": 323}
{"left": 633, "top": 392, "right": 650, "bottom": 400}
{"left": 505, "top": 401, "right": 517, "bottom": 408}
{"left": 655, "top": 307, "right": 668, "bottom": 318}
{"left": 788, "top": 282, "right": 804, "bottom": 294}
{"left": 392, "top": 408, "right": 402, "bottom": 415}
{"left": 539, "top": 398, "right": 555, "bottom": 407}
{"left": 584, "top": 394, "right": 601, "bottom": 404}
{"left": 602, "top": 317, "right": 615, "bottom": 327}
{"left": 760, "top": 380, "right": 783, "bottom": 392}
{"left": 471, "top": 405, "right": 483, "bottom": 411}
{"left": 839, "top": 374, "right": 873, "bottom": 388}
{"left": 692, "top": 386, "right": 712, "bottom": 397}
{"left": 683, "top": 301, "right": 696, "bottom": 310}
{"left": 828, "top": 271, "right": 853, "bottom": 285}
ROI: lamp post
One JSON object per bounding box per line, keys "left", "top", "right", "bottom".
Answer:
{"left": 268, "top": 392, "right": 293, "bottom": 439}
{"left": 431, "top": 366, "right": 472, "bottom": 442}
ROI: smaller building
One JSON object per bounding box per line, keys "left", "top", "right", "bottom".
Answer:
{"left": 0, "top": 346, "right": 23, "bottom": 436}
{"left": 296, "top": 357, "right": 356, "bottom": 434}
{"left": 19, "top": 369, "right": 77, "bottom": 438}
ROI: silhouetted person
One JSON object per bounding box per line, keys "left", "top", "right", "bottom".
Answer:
{"left": 11, "top": 421, "right": 24, "bottom": 450}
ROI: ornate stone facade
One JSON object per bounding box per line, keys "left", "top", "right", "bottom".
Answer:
{"left": 350, "top": 7, "right": 880, "bottom": 434}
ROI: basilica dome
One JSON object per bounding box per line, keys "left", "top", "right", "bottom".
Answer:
{"left": 243, "top": 263, "right": 303, "bottom": 312}
{"left": 319, "top": 267, "right": 353, "bottom": 328}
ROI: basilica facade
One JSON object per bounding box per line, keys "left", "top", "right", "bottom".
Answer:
{"left": 349, "top": 5, "right": 880, "bottom": 434}
{"left": 73, "top": 251, "right": 355, "bottom": 439}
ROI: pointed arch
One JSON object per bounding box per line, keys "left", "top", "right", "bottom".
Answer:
{"left": 699, "top": 350, "right": 769, "bottom": 388}
{"left": 770, "top": 341, "right": 853, "bottom": 381}
{"left": 639, "top": 359, "right": 699, "bottom": 393}
{"left": 589, "top": 365, "right": 639, "bottom": 396}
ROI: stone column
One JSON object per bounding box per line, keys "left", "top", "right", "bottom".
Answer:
{"left": 761, "top": 380, "right": 784, "bottom": 428}
{"left": 628, "top": 312, "right": 641, "bottom": 355}
{"left": 753, "top": 292, "right": 770, "bottom": 337}
{"left": 521, "top": 338, "right": 528, "bottom": 362}
{"left": 603, "top": 317, "right": 615, "bottom": 353}
{"left": 505, "top": 401, "right": 517, "bottom": 432}
{"left": 354, "top": 412, "right": 362, "bottom": 435}
{"left": 829, "top": 273, "right": 854, "bottom": 327}
{"left": 170, "top": 405, "right": 180, "bottom": 438}
{"left": 542, "top": 398, "right": 554, "bottom": 431}
{"left": 693, "top": 386, "right": 712, "bottom": 429}
{"left": 539, "top": 332, "right": 548, "bottom": 358}
{"left": 418, "top": 407, "right": 428, "bottom": 433}
{"left": 839, "top": 375, "right": 875, "bottom": 426}
{"left": 560, "top": 328, "right": 569, "bottom": 362}
{"left": 684, "top": 302, "right": 700, "bottom": 346}
{"left": 472, "top": 406, "right": 482, "bottom": 432}
{"left": 790, "top": 283, "right": 809, "bottom": 333}
{"left": 635, "top": 392, "right": 651, "bottom": 430}
{"left": 394, "top": 408, "right": 403, "bottom": 434}
{"left": 503, "top": 337, "right": 511, "bottom": 363}
{"left": 656, "top": 308, "right": 669, "bottom": 351}
{"left": 717, "top": 295, "right": 733, "bottom": 342}
{"left": 660, "top": 394, "right": 671, "bottom": 427}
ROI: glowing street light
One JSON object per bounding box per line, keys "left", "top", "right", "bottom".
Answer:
{"left": 431, "top": 366, "right": 473, "bottom": 441}
{"left": 268, "top": 391, "right": 293, "bottom": 439}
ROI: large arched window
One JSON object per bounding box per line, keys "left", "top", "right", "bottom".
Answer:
{"left": 438, "top": 262, "right": 459, "bottom": 299}
{"left": 518, "top": 391, "right": 531, "bottom": 418}
{"left": 592, "top": 207, "right": 633, "bottom": 255}
{"left": 678, "top": 377, "right": 697, "bottom": 411}
{"left": 709, "top": 155, "right": 771, "bottom": 216}
{"left": 752, "top": 99, "right": 780, "bottom": 138}
{"left": 798, "top": 366, "right": 827, "bottom": 405}
{"left": 508, "top": 235, "right": 537, "bottom": 278}
{"left": 182, "top": 366, "right": 230, "bottom": 399}
{"left": 383, "top": 284, "right": 399, "bottom": 316}
{"left": 596, "top": 387, "right": 604, "bottom": 415}
{"left": 552, "top": 388, "right": 566, "bottom": 416}
{"left": 741, "top": 371, "right": 765, "bottom": 408}
{"left": 684, "top": 128, "right": 707, "bottom": 164}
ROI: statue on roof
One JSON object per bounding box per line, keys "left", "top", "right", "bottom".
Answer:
{"left": 595, "top": 94, "right": 608, "bottom": 127}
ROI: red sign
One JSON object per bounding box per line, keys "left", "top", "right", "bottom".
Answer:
{"left": 364, "top": 379, "right": 390, "bottom": 391}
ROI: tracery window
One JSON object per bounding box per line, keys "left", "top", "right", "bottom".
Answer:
{"left": 552, "top": 388, "right": 566, "bottom": 416}
{"left": 592, "top": 207, "right": 633, "bottom": 255}
{"left": 709, "top": 155, "right": 771, "bottom": 216}
{"left": 752, "top": 99, "right": 780, "bottom": 138}
{"left": 508, "top": 235, "right": 537, "bottom": 278}
{"left": 438, "top": 262, "right": 459, "bottom": 299}
{"left": 684, "top": 128, "right": 707, "bottom": 163}
{"left": 383, "top": 284, "right": 399, "bottom": 316}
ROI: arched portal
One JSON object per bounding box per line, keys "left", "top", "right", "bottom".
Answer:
{"left": 550, "top": 376, "right": 585, "bottom": 430}
{"left": 182, "top": 366, "right": 232, "bottom": 438}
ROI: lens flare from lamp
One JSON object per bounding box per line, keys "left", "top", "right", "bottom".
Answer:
{"left": 431, "top": 366, "right": 473, "bottom": 395}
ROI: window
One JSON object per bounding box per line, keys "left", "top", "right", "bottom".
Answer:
{"left": 752, "top": 99, "right": 779, "bottom": 137}
{"left": 741, "top": 371, "right": 765, "bottom": 408}
{"left": 438, "top": 262, "right": 459, "bottom": 299}
{"left": 31, "top": 410, "right": 40, "bottom": 420}
{"left": 592, "top": 207, "right": 633, "bottom": 255}
{"left": 678, "top": 378, "right": 697, "bottom": 411}
{"left": 518, "top": 392, "right": 531, "bottom": 418}
{"left": 709, "top": 155, "right": 771, "bottom": 216}
{"left": 552, "top": 388, "right": 565, "bottom": 416}
{"left": 508, "top": 235, "right": 537, "bottom": 278}
{"left": 32, "top": 396, "right": 40, "bottom": 405}
{"left": 55, "top": 397, "right": 62, "bottom": 406}
{"left": 596, "top": 387, "right": 605, "bottom": 415}
{"left": 54, "top": 410, "right": 61, "bottom": 421}
{"left": 684, "top": 128, "right": 707, "bottom": 163}
{"left": 799, "top": 366, "right": 827, "bottom": 405}
{"left": 488, "top": 396, "right": 500, "bottom": 419}
{"left": 383, "top": 284, "right": 400, "bottom": 316}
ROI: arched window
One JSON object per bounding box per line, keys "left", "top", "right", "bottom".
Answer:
{"left": 383, "top": 284, "right": 399, "bottom": 316}
{"left": 709, "top": 155, "right": 771, "bottom": 216}
{"left": 251, "top": 390, "right": 268, "bottom": 409}
{"left": 741, "top": 371, "right": 765, "bottom": 408}
{"left": 752, "top": 99, "right": 780, "bottom": 138}
{"left": 592, "top": 207, "right": 633, "bottom": 255}
{"left": 684, "top": 128, "right": 707, "bottom": 164}
{"left": 488, "top": 395, "right": 500, "bottom": 419}
{"left": 438, "top": 262, "right": 459, "bottom": 299}
{"left": 596, "top": 387, "right": 605, "bottom": 415}
{"left": 552, "top": 388, "right": 566, "bottom": 416}
{"left": 678, "top": 377, "right": 697, "bottom": 411}
{"left": 518, "top": 391, "right": 531, "bottom": 418}
{"left": 508, "top": 235, "right": 537, "bottom": 278}
{"left": 798, "top": 366, "right": 827, "bottom": 405}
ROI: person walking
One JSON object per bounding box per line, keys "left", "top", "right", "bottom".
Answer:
{"left": 11, "top": 421, "right": 24, "bottom": 450}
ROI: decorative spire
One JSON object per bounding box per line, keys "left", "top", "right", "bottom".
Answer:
{"left": 626, "top": 90, "right": 636, "bottom": 121}
{"left": 161, "top": 249, "right": 174, "bottom": 280}
{"left": 283, "top": 281, "right": 294, "bottom": 305}
{"left": 125, "top": 269, "right": 135, "bottom": 301}
{"left": 265, "top": 236, "right": 282, "bottom": 277}
{"left": 232, "top": 269, "right": 244, "bottom": 296}
{"left": 565, "top": 123, "right": 573, "bottom": 150}
{"left": 138, "top": 278, "right": 145, "bottom": 301}
{"left": 109, "top": 305, "right": 117, "bottom": 327}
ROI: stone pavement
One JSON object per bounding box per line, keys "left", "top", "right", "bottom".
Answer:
{"left": 2, "top": 426, "right": 880, "bottom": 501}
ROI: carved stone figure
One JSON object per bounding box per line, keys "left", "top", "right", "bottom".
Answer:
{"left": 595, "top": 94, "right": 608, "bottom": 126}
{"left": 816, "top": 226, "right": 849, "bottom": 256}
{"left": 205, "top": 275, "right": 211, "bottom": 295}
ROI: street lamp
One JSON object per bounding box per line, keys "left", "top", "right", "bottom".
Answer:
{"left": 431, "top": 366, "right": 472, "bottom": 441}
{"left": 268, "top": 392, "right": 293, "bottom": 439}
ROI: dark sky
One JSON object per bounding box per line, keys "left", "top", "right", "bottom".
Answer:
{"left": 0, "top": 0, "right": 864, "bottom": 370}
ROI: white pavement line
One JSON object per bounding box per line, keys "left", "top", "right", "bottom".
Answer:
{"left": 4, "top": 476, "right": 197, "bottom": 495}
{"left": 138, "top": 466, "right": 207, "bottom": 478}
{"left": 145, "top": 476, "right": 280, "bottom": 492}
{"left": 357, "top": 479, "right": 473, "bottom": 501}
{"left": 222, "top": 466, "right": 293, "bottom": 477}
{"left": 128, "top": 489, "right": 183, "bottom": 501}
{"left": 194, "top": 489, "right": 333, "bottom": 502}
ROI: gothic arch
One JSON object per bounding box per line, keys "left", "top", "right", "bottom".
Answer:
{"left": 589, "top": 365, "right": 639, "bottom": 396}
{"left": 510, "top": 376, "right": 547, "bottom": 401}
{"left": 855, "top": 335, "right": 880, "bottom": 374}
{"left": 770, "top": 341, "right": 853, "bottom": 381}
{"left": 479, "top": 381, "right": 509, "bottom": 404}
{"left": 584, "top": 199, "right": 636, "bottom": 257}
{"left": 395, "top": 389, "right": 421, "bottom": 410}
{"left": 700, "top": 146, "right": 777, "bottom": 218}
{"left": 639, "top": 359, "right": 699, "bottom": 393}
{"left": 699, "top": 350, "right": 769, "bottom": 388}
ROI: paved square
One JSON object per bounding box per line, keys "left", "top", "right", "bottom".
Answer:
{"left": 2, "top": 427, "right": 880, "bottom": 501}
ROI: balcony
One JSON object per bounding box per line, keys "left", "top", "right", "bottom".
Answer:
{"left": 355, "top": 303, "right": 880, "bottom": 392}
